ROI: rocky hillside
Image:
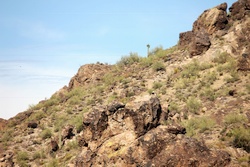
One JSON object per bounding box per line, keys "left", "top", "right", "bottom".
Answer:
{"left": 1, "top": 0, "right": 250, "bottom": 166}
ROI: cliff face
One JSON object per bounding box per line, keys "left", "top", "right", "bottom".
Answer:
{"left": 1, "top": 1, "right": 250, "bottom": 167}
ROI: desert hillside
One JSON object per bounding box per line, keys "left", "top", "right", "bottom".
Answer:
{"left": 1, "top": 0, "right": 250, "bottom": 167}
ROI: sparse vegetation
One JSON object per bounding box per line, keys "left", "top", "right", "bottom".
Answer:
{"left": 224, "top": 112, "right": 248, "bottom": 125}
{"left": 40, "top": 128, "right": 52, "bottom": 139}
{"left": 231, "top": 126, "right": 250, "bottom": 152}
{"left": 152, "top": 61, "right": 165, "bottom": 71}
{"left": 16, "top": 151, "right": 29, "bottom": 167}
{"left": 186, "top": 96, "right": 202, "bottom": 114}
{"left": 183, "top": 116, "right": 216, "bottom": 137}
{"left": 116, "top": 52, "right": 142, "bottom": 67}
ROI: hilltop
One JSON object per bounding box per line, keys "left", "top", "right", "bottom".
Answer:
{"left": 1, "top": 0, "right": 250, "bottom": 166}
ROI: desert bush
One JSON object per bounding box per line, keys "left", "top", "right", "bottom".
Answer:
{"left": 47, "top": 158, "right": 59, "bottom": 167}
{"left": 181, "top": 60, "right": 201, "bottom": 78}
{"left": 40, "top": 128, "right": 52, "bottom": 139}
{"left": 140, "top": 56, "right": 154, "bottom": 68}
{"left": 225, "top": 71, "right": 240, "bottom": 83}
{"left": 224, "top": 112, "right": 247, "bottom": 125}
{"left": 152, "top": 61, "right": 165, "bottom": 71}
{"left": 70, "top": 115, "right": 83, "bottom": 133}
{"left": 200, "top": 86, "right": 216, "bottom": 101}
{"left": 64, "top": 140, "right": 78, "bottom": 151}
{"left": 16, "top": 151, "right": 29, "bottom": 161}
{"left": 16, "top": 151, "right": 29, "bottom": 167}
{"left": 184, "top": 116, "right": 216, "bottom": 137}
{"left": 168, "top": 102, "right": 179, "bottom": 113}
{"left": 54, "top": 114, "right": 68, "bottom": 132}
{"left": 231, "top": 126, "right": 250, "bottom": 152}
{"left": 152, "top": 82, "right": 163, "bottom": 90}
{"left": 116, "top": 52, "right": 142, "bottom": 66}
{"left": 186, "top": 97, "right": 202, "bottom": 114}
{"left": 213, "top": 52, "right": 229, "bottom": 64}
{"left": 206, "top": 71, "right": 218, "bottom": 84}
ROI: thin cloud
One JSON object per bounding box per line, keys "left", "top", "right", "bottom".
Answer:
{"left": 16, "top": 19, "right": 66, "bottom": 41}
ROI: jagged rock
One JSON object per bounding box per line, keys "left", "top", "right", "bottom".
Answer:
{"left": 75, "top": 97, "right": 231, "bottom": 166}
{"left": 107, "top": 102, "right": 125, "bottom": 115}
{"left": 0, "top": 151, "right": 14, "bottom": 167}
{"left": 179, "top": 3, "right": 228, "bottom": 56}
{"left": 68, "top": 63, "right": 111, "bottom": 90}
{"left": 82, "top": 109, "right": 108, "bottom": 142}
{"left": 229, "top": 0, "right": 250, "bottom": 21}
{"left": 51, "top": 140, "right": 59, "bottom": 152}
{"left": 166, "top": 125, "right": 186, "bottom": 135}
{"left": 238, "top": 53, "right": 250, "bottom": 71}
{"left": 189, "top": 30, "right": 211, "bottom": 56}
{"left": 61, "top": 125, "right": 75, "bottom": 140}
{"left": 27, "top": 121, "right": 38, "bottom": 129}
{"left": 193, "top": 3, "right": 228, "bottom": 34}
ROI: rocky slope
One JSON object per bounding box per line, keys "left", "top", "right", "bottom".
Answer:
{"left": 1, "top": 0, "right": 250, "bottom": 166}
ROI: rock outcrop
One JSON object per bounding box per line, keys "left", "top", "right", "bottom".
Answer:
{"left": 179, "top": 0, "right": 250, "bottom": 57}
{"left": 179, "top": 3, "right": 228, "bottom": 56}
{"left": 75, "top": 96, "right": 231, "bottom": 166}
{"left": 0, "top": 118, "right": 7, "bottom": 131}
{"left": 0, "top": 151, "right": 14, "bottom": 167}
{"left": 229, "top": 0, "right": 250, "bottom": 21}
{"left": 68, "top": 63, "right": 111, "bottom": 90}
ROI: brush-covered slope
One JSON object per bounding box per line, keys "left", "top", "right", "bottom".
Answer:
{"left": 1, "top": 0, "right": 250, "bottom": 166}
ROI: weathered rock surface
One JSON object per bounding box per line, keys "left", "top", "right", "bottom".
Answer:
{"left": 0, "top": 151, "right": 14, "bottom": 167}
{"left": 229, "top": 0, "right": 250, "bottom": 21}
{"left": 27, "top": 121, "right": 38, "bottom": 129}
{"left": 0, "top": 118, "right": 7, "bottom": 131}
{"left": 75, "top": 96, "right": 231, "bottom": 166}
{"left": 179, "top": 3, "right": 228, "bottom": 56}
{"left": 68, "top": 63, "right": 111, "bottom": 90}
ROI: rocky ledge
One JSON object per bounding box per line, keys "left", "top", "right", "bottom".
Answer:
{"left": 74, "top": 95, "right": 231, "bottom": 167}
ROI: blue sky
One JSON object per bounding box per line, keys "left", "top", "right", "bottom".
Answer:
{"left": 0, "top": 0, "right": 235, "bottom": 119}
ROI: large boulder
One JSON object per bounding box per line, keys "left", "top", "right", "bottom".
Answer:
{"left": 75, "top": 96, "right": 231, "bottom": 166}
{"left": 229, "top": 0, "right": 250, "bottom": 21}
{"left": 193, "top": 3, "right": 228, "bottom": 35}
{"left": 179, "top": 3, "right": 228, "bottom": 56}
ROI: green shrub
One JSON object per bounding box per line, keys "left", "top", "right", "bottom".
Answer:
{"left": 116, "top": 52, "right": 142, "bottom": 66}
{"left": 47, "top": 158, "right": 59, "bottom": 167}
{"left": 200, "top": 87, "right": 216, "bottom": 101}
{"left": 152, "top": 61, "right": 165, "bottom": 71}
{"left": 68, "top": 96, "right": 81, "bottom": 105}
{"left": 17, "top": 151, "right": 29, "bottom": 161}
{"left": 16, "top": 151, "right": 29, "bottom": 166}
{"left": 70, "top": 115, "right": 83, "bottom": 133}
{"left": 224, "top": 112, "right": 247, "bottom": 125}
{"left": 183, "top": 116, "right": 216, "bottom": 137}
{"left": 231, "top": 126, "right": 250, "bottom": 152}
{"left": 186, "top": 97, "right": 202, "bottom": 114}
{"left": 225, "top": 71, "right": 239, "bottom": 83}
{"left": 40, "top": 128, "right": 52, "bottom": 139}
{"left": 140, "top": 56, "right": 154, "bottom": 68}
{"left": 168, "top": 102, "right": 179, "bottom": 113}
{"left": 174, "top": 78, "right": 190, "bottom": 89}
{"left": 64, "top": 140, "right": 78, "bottom": 151}
{"left": 181, "top": 60, "right": 200, "bottom": 78}
{"left": 206, "top": 71, "right": 218, "bottom": 84}
{"left": 213, "top": 52, "right": 229, "bottom": 64}
{"left": 152, "top": 82, "right": 163, "bottom": 90}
